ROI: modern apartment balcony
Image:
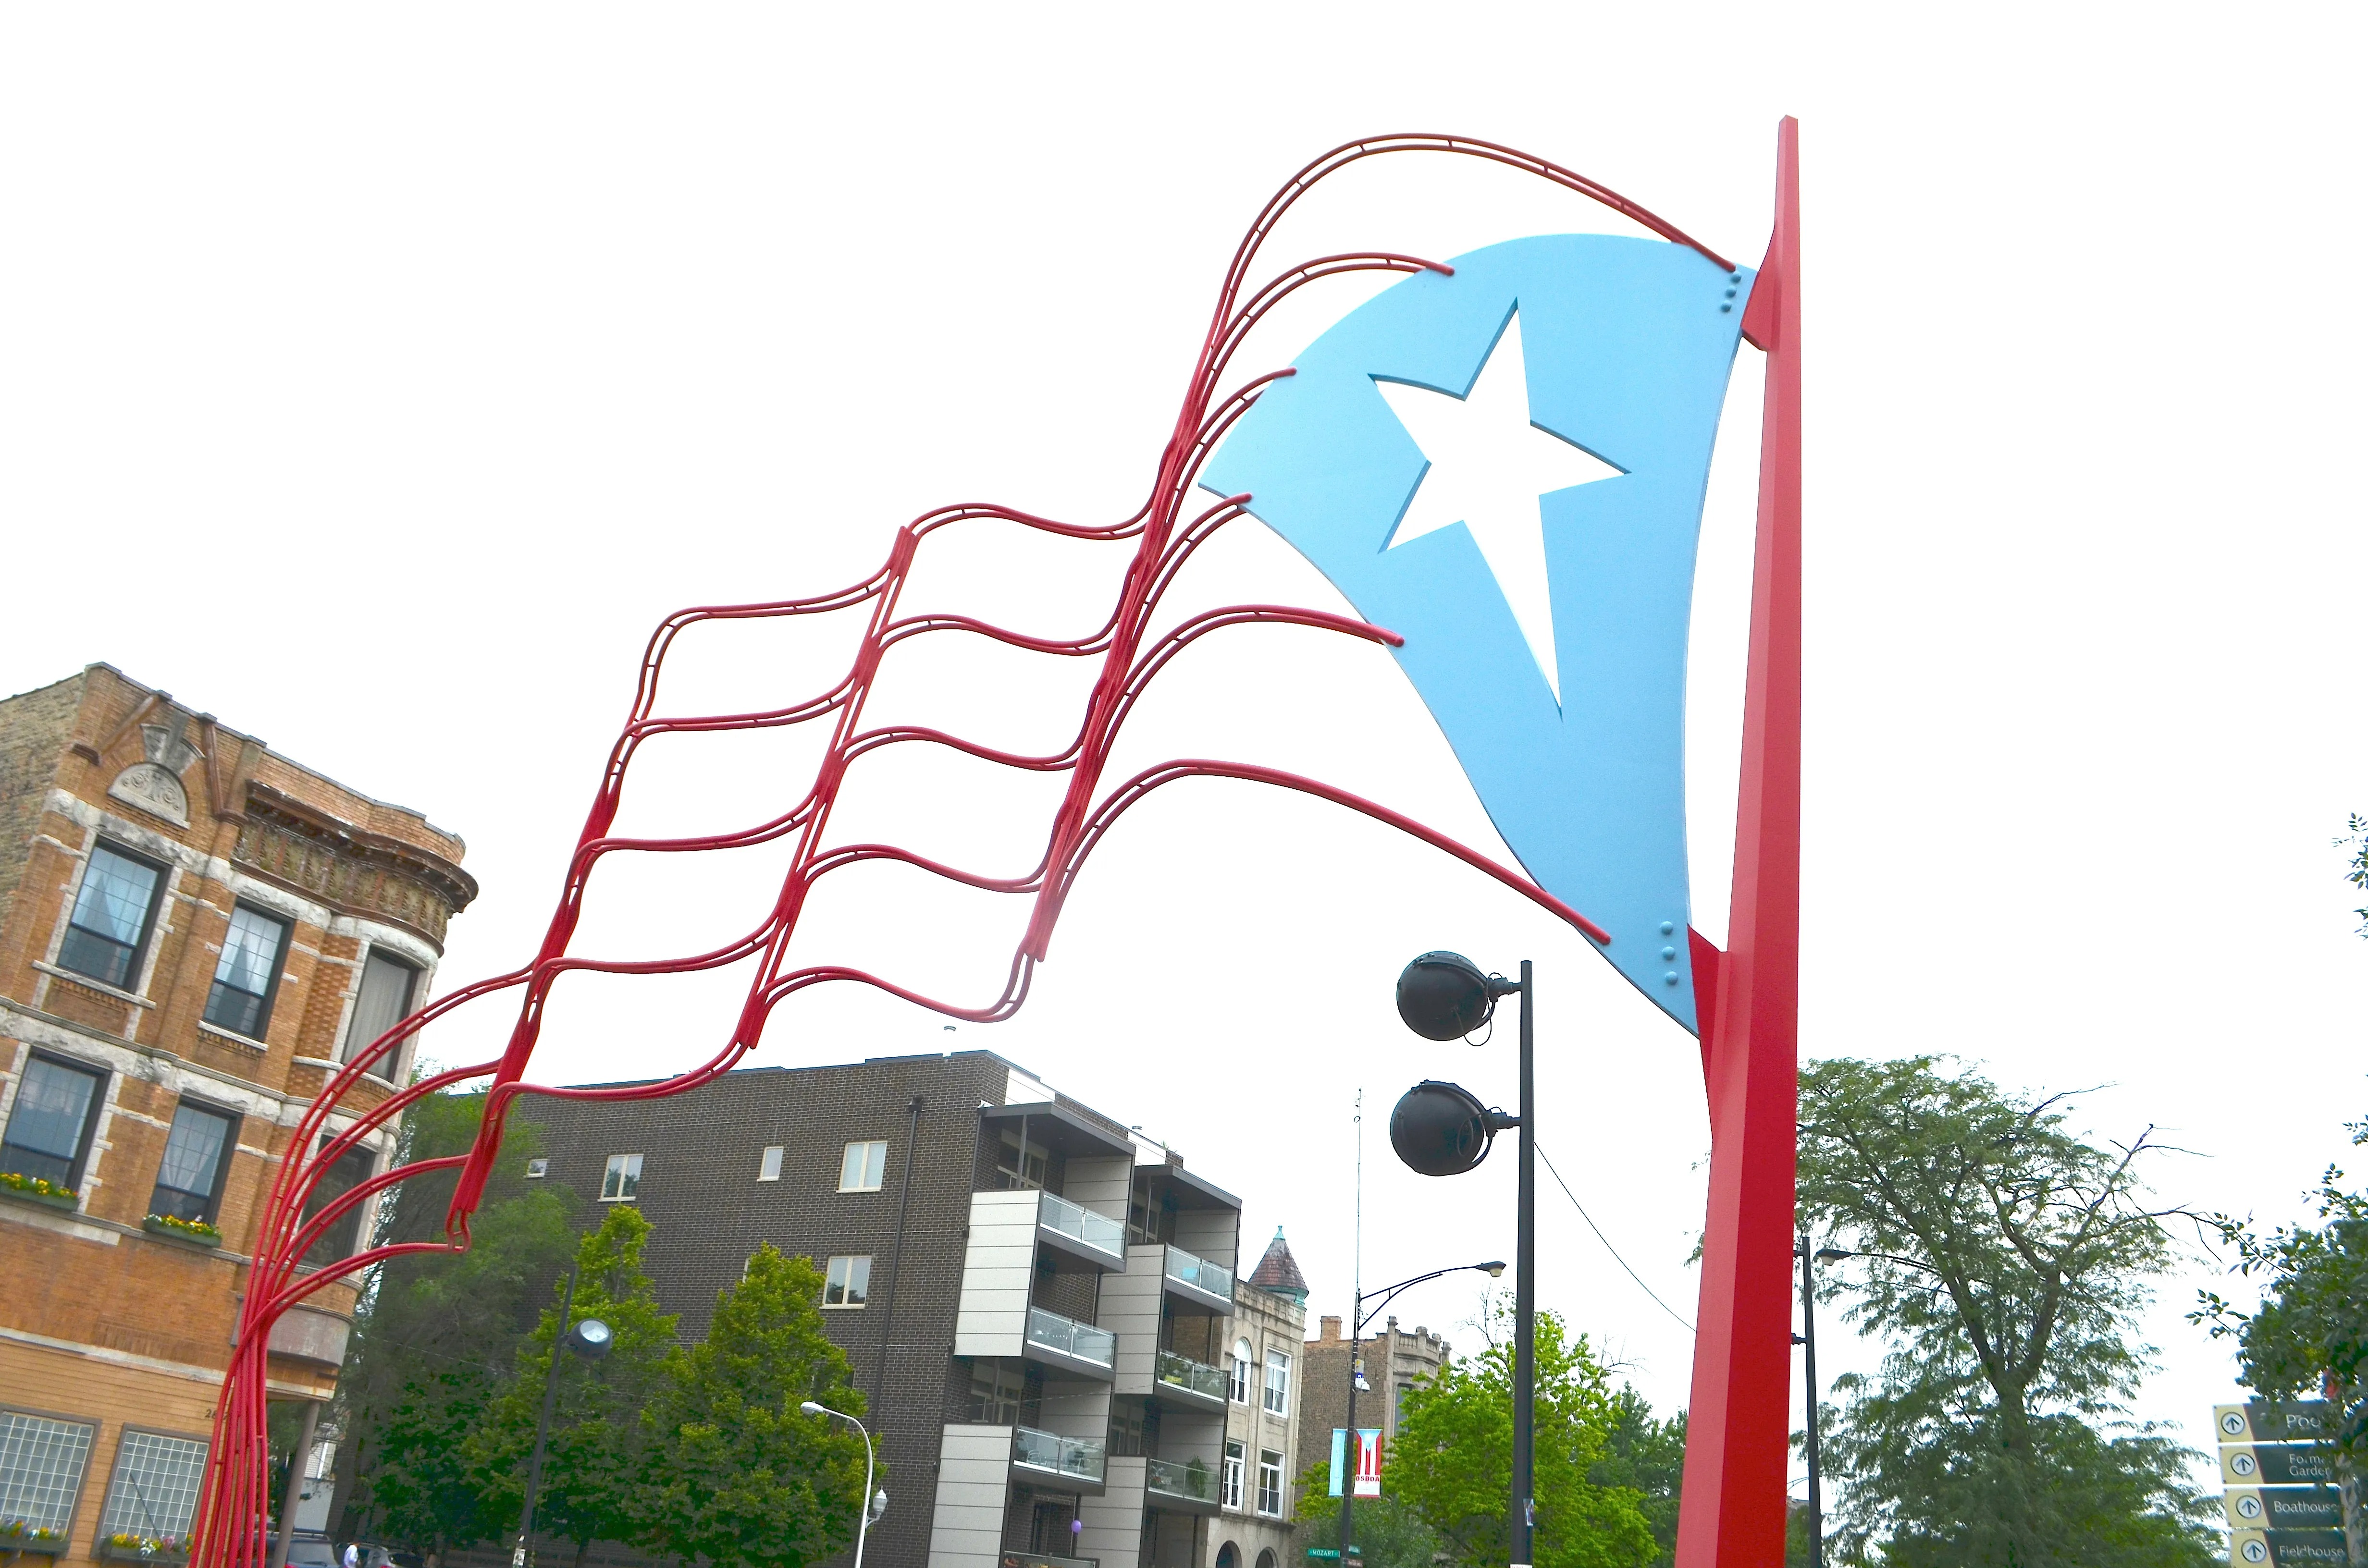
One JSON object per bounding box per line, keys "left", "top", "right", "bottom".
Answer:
{"left": 1023, "top": 1305, "right": 1117, "bottom": 1381}
{"left": 1159, "top": 1244, "right": 1233, "bottom": 1312}
{"left": 1149, "top": 1348, "right": 1226, "bottom": 1413}
{"left": 1035, "top": 1189, "right": 1126, "bottom": 1270}
{"left": 1142, "top": 1454, "right": 1220, "bottom": 1516}
{"left": 1011, "top": 1424, "right": 1107, "bottom": 1495}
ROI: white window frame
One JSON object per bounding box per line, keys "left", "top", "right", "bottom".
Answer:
{"left": 1221, "top": 1439, "right": 1244, "bottom": 1511}
{"left": 1230, "top": 1337, "right": 1253, "bottom": 1403}
{"left": 823, "top": 1254, "right": 872, "bottom": 1308}
{"left": 97, "top": 1428, "right": 209, "bottom": 1542}
{"left": 1263, "top": 1348, "right": 1290, "bottom": 1416}
{"left": 758, "top": 1146, "right": 783, "bottom": 1182}
{"left": 1256, "top": 1449, "right": 1283, "bottom": 1517}
{"left": 600, "top": 1153, "right": 642, "bottom": 1202}
{"left": 0, "top": 1408, "right": 98, "bottom": 1535}
{"left": 524, "top": 1159, "right": 549, "bottom": 1180}
{"left": 838, "top": 1139, "right": 887, "bottom": 1192}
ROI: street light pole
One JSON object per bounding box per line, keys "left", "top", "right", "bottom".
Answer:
{"left": 1334, "top": 1261, "right": 1505, "bottom": 1568}
{"left": 1797, "top": 1237, "right": 1823, "bottom": 1568}
{"left": 802, "top": 1402, "right": 879, "bottom": 1568}
{"left": 1511, "top": 961, "right": 1535, "bottom": 1568}
{"left": 514, "top": 1264, "right": 576, "bottom": 1568}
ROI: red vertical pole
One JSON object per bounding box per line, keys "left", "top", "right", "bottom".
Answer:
{"left": 1675, "top": 116, "right": 1801, "bottom": 1568}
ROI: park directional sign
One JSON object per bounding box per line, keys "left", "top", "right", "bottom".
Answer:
{"left": 2230, "top": 1529, "right": 2350, "bottom": 1566}
{"left": 2220, "top": 1442, "right": 2341, "bottom": 1487}
{"left": 2224, "top": 1485, "right": 2344, "bottom": 1530}
{"left": 2216, "top": 1400, "right": 2336, "bottom": 1445}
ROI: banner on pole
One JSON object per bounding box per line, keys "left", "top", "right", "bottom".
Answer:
{"left": 1328, "top": 1429, "right": 1383, "bottom": 1496}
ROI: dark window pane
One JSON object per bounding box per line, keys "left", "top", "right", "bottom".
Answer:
{"left": 1, "top": 1057, "right": 104, "bottom": 1188}
{"left": 203, "top": 907, "right": 287, "bottom": 1038}
{"left": 150, "top": 1103, "right": 234, "bottom": 1224}
{"left": 343, "top": 952, "right": 418, "bottom": 1081}
{"left": 302, "top": 1145, "right": 375, "bottom": 1265}
{"left": 58, "top": 846, "right": 161, "bottom": 989}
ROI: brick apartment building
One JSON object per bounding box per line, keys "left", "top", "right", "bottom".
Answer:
{"left": 513, "top": 1051, "right": 1310, "bottom": 1568}
{"left": 0, "top": 666, "right": 475, "bottom": 1562}
{"left": 1214, "top": 1233, "right": 1307, "bottom": 1568}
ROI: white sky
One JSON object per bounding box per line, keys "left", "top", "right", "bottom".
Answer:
{"left": 5, "top": 1, "right": 2362, "bottom": 1510}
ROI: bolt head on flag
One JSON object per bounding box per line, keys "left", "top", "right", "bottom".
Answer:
{"left": 1205, "top": 235, "right": 1755, "bottom": 1031}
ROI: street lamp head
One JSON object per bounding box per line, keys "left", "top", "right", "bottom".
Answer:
{"left": 1479, "top": 1261, "right": 1506, "bottom": 1278}
{"left": 1389, "top": 1080, "right": 1495, "bottom": 1176}
{"left": 799, "top": 1401, "right": 827, "bottom": 1417}
{"left": 1395, "top": 952, "right": 1498, "bottom": 1041}
{"left": 564, "top": 1318, "right": 613, "bottom": 1359}
{"left": 1813, "top": 1248, "right": 1852, "bottom": 1264}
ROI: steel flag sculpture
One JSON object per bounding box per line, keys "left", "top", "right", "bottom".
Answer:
{"left": 198, "top": 123, "right": 1801, "bottom": 1568}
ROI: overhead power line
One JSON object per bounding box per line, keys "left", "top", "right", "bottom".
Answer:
{"left": 1535, "top": 1141, "right": 1697, "bottom": 1335}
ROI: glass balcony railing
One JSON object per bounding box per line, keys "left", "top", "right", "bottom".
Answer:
{"left": 1154, "top": 1348, "right": 1225, "bottom": 1401}
{"left": 1145, "top": 1454, "right": 1216, "bottom": 1504}
{"left": 1037, "top": 1190, "right": 1126, "bottom": 1257}
{"left": 1012, "top": 1425, "right": 1107, "bottom": 1485}
{"left": 1026, "top": 1305, "right": 1117, "bottom": 1368}
{"left": 998, "top": 1553, "right": 1097, "bottom": 1568}
{"left": 1162, "top": 1246, "right": 1233, "bottom": 1302}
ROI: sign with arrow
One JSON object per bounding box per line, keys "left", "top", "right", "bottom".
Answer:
{"left": 2230, "top": 1529, "right": 2350, "bottom": 1566}
{"left": 2221, "top": 1443, "right": 2339, "bottom": 1486}
{"left": 2216, "top": 1400, "right": 2334, "bottom": 1445}
{"left": 2224, "top": 1485, "right": 2343, "bottom": 1530}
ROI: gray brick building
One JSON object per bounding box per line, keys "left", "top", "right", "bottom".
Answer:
{"left": 517, "top": 1049, "right": 1278, "bottom": 1568}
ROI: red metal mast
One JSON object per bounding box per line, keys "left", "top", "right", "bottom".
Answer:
{"left": 1677, "top": 115, "right": 1804, "bottom": 1568}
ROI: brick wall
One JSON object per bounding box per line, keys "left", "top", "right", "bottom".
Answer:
{"left": 514, "top": 1051, "right": 1017, "bottom": 1568}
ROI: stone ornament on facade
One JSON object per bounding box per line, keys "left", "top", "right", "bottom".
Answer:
{"left": 105, "top": 722, "right": 205, "bottom": 829}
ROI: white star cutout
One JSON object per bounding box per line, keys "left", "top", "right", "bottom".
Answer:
{"left": 1376, "top": 310, "right": 1621, "bottom": 704}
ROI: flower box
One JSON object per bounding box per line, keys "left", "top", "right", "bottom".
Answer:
{"left": 0, "top": 1182, "right": 77, "bottom": 1214}
{"left": 1, "top": 1534, "right": 70, "bottom": 1556}
{"left": 96, "top": 1543, "right": 187, "bottom": 1564}
{"left": 142, "top": 1217, "right": 221, "bottom": 1249}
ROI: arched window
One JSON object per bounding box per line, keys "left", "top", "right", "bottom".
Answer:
{"left": 1231, "top": 1337, "right": 1254, "bottom": 1402}
{"left": 1256, "top": 1551, "right": 1278, "bottom": 1568}
{"left": 1216, "top": 1546, "right": 1240, "bottom": 1568}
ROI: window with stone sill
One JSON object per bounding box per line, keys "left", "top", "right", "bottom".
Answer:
{"left": 1221, "top": 1440, "right": 1244, "bottom": 1510}
{"left": 342, "top": 949, "right": 420, "bottom": 1083}
{"left": 202, "top": 904, "right": 290, "bottom": 1041}
{"left": 0, "top": 1409, "right": 96, "bottom": 1535}
{"left": 1263, "top": 1348, "right": 1291, "bottom": 1416}
{"left": 1230, "top": 1337, "right": 1253, "bottom": 1403}
{"left": 1256, "top": 1449, "right": 1283, "bottom": 1517}
{"left": 97, "top": 1430, "right": 207, "bottom": 1542}
{"left": 149, "top": 1100, "right": 238, "bottom": 1225}
{"left": 56, "top": 841, "right": 166, "bottom": 992}
{"left": 0, "top": 1053, "right": 108, "bottom": 1192}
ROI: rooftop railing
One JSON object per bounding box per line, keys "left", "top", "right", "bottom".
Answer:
{"left": 1011, "top": 1425, "right": 1107, "bottom": 1485}
{"left": 1162, "top": 1245, "right": 1233, "bottom": 1302}
{"left": 1037, "top": 1190, "right": 1125, "bottom": 1257}
{"left": 1154, "top": 1349, "right": 1225, "bottom": 1402}
{"left": 1144, "top": 1454, "right": 1215, "bottom": 1503}
{"left": 1026, "top": 1305, "right": 1116, "bottom": 1369}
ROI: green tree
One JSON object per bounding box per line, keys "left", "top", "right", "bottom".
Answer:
{"left": 334, "top": 1090, "right": 579, "bottom": 1556}
{"left": 1798, "top": 1056, "right": 2219, "bottom": 1567}
{"left": 2194, "top": 1104, "right": 2368, "bottom": 1540}
{"left": 471, "top": 1205, "right": 680, "bottom": 1566}
{"left": 1296, "top": 1462, "right": 1444, "bottom": 1568}
{"left": 635, "top": 1246, "right": 873, "bottom": 1568}
{"left": 1310, "top": 1303, "right": 1652, "bottom": 1567}
{"left": 1586, "top": 1390, "right": 1684, "bottom": 1564}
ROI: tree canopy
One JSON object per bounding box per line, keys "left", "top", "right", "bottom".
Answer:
{"left": 469, "top": 1205, "right": 680, "bottom": 1566}
{"left": 1304, "top": 1304, "right": 1655, "bottom": 1568}
{"left": 637, "top": 1245, "right": 874, "bottom": 1568}
{"left": 1798, "top": 1055, "right": 2219, "bottom": 1567}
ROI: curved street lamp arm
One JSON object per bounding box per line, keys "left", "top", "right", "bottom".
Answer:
{"left": 1354, "top": 1260, "right": 1504, "bottom": 1333}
